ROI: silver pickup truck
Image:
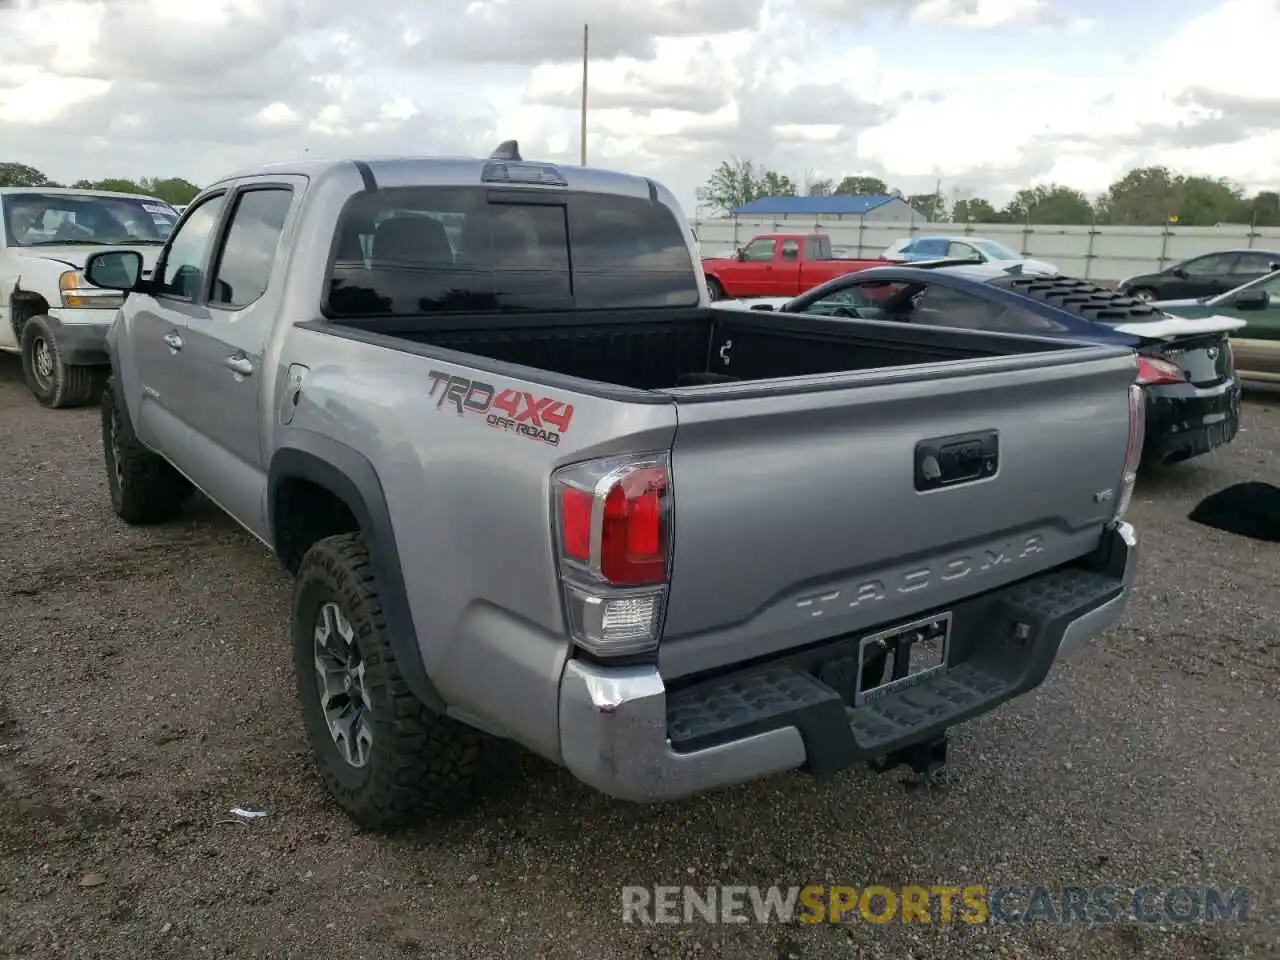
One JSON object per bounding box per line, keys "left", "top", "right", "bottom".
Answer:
{"left": 82, "top": 143, "right": 1142, "bottom": 829}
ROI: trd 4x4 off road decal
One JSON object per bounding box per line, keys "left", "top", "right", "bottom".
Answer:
{"left": 426, "top": 370, "right": 574, "bottom": 446}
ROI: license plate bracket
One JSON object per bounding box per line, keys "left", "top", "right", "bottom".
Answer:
{"left": 854, "top": 612, "right": 952, "bottom": 706}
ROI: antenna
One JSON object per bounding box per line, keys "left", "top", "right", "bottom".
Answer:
{"left": 490, "top": 140, "right": 522, "bottom": 161}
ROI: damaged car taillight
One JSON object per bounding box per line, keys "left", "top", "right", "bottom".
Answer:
{"left": 552, "top": 453, "right": 672, "bottom": 656}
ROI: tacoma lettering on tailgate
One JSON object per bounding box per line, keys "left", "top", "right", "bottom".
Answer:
{"left": 426, "top": 370, "right": 574, "bottom": 446}
{"left": 795, "top": 534, "right": 1045, "bottom": 616}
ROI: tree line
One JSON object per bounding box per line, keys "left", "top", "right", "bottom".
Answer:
{"left": 0, "top": 162, "right": 201, "bottom": 206}
{"left": 697, "top": 159, "right": 1280, "bottom": 227}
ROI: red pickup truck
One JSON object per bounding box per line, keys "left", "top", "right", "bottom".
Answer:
{"left": 701, "top": 233, "right": 891, "bottom": 300}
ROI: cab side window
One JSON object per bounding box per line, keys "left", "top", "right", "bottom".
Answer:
{"left": 741, "top": 238, "right": 776, "bottom": 262}
{"left": 780, "top": 240, "right": 800, "bottom": 261}
{"left": 157, "top": 194, "right": 226, "bottom": 299}
{"left": 208, "top": 188, "right": 293, "bottom": 309}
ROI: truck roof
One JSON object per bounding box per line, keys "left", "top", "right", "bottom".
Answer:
{"left": 0, "top": 186, "right": 169, "bottom": 203}
{"left": 209, "top": 149, "right": 676, "bottom": 205}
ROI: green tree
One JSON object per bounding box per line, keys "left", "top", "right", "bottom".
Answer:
{"left": 1097, "top": 167, "right": 1252, "bottom": 225}
{"left": 0, "top": 162, "right": 53, "bottom": 187}
{"left": 951, "top": 197, "right": 1002, "bottom": 223}
{"left": 806, "top": 177, "right": 834, "bottom": 197}
{"left": 86, "top": 178, "right": 144, "bottom": 194}
{"left": 1005, "top": 184, "right": 1093, "bottom": 224}
{"left": 1248, "top": 190, "right": 1280, "bottom": 227}
{"left": 697, "top": 159, "right": 797, "bottom": 213}
{"left": 138, "top": 176, "right": 201, "bottom": 205}
{"left": 1096, "top": 166, "right": 1180, "bottom": 225}
{"left": 758, "top": 170, "right": 797, "bottom": 198}
{"left": 1177, "top": 175, "right": 1248, "bottom": 225}
{"left": 908, "top": 192, "right": 945, "bottom": 221}
{"left": 834, "top": 175, "right": 889, "bottom": 196}
{"left": 697, "top": 159, "right": 764, "bottom": 215}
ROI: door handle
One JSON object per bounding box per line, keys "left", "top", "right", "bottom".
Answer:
{"left": 225, "top": 355, "right": 254, "bottom": 377}
{"left": 163, "top": 331, "right": 183, "bottom": 352}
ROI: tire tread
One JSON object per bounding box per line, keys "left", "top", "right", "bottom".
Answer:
{"left": 101, "top": 377, "right": 191, "bottom": 524}
{"left": 295, "top": 532, "right": 481, "bottom": 831}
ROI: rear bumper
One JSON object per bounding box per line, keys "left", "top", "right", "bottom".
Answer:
{"left": 1142, "top": 376, "right": 1241, "bottom": 464}
{"left": 558, "top": 521, "right": 1138, "bottom": 803}
{"left": 44, "top": 309, "right": 112, "bottom": 366}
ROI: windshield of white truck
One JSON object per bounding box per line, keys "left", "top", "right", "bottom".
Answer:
{"left": 3, "top": 192, "right": 178, "bottom": 247}
{"left": 325, "top": 187, "right": 700, "bottom": 316}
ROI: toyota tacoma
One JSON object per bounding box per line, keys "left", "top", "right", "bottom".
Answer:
{"left": 82, "top": 143, "right": 1142, "bottom": 829}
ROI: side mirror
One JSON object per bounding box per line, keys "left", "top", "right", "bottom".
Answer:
{"left": 735, "top": 248, "right": 746, "bottom": 261}
{"left": 1171, "top": 267, "right": 1188, "bottom": 279}
{"left": 1234, "top": 289, "right": 1269, "bottom": 311}
{"left": 83, "top": 249, "right": 143, "bottom": 291}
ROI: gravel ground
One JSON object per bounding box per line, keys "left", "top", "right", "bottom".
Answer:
{"left": 1, "top": 355, "right": 1277, "bottom": 960}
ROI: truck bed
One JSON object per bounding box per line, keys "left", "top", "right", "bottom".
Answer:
{"left": 321, "top": 305, "right": 1137, "bottom": 682}
{"left": 328, "top": 307, "right": 1072, "bottom": 392}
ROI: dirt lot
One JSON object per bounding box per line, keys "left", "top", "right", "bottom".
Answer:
{"left": 0, "top": 356, "right": 1277, "bottom": 960}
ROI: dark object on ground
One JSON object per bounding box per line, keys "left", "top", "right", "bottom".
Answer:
{"left": 1188, "top": 481, "right": 1280, "bottom": 542}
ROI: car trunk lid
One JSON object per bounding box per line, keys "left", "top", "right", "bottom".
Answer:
{"left": 1112, "top": 314, "right": 1244, "bottom": 386}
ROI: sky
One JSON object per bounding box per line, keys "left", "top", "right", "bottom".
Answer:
{"left": 0, "top": 0, "right": 1278, "bottom": 217}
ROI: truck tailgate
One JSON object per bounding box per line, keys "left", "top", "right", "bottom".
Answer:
{"left": 659, "top": 349, "right": 1137, "bottom": 679}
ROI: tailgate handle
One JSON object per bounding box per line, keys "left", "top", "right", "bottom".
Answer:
{"left": 915, "top": 431, "right": 999, "bottom": 492}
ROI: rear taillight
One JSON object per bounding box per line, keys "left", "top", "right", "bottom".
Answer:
{"left": 1114, "top": 383, "right": 1145, "bottom": 521}
{"left": 1136, "top": 356, "right": 1184, "bottom": 386}
{"left": 552, "top": 454, "right": 672, "bottom": 656}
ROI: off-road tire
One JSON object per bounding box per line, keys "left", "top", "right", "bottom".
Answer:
{"left": 293, "top": 532, "right": 481, "bottom": 831}
{"left": 706, "top": 277, "right": 725, "bottom": 301}
{"left": 101, "top": 376, "right": 192, "bottom": 524}
{"left": 20, "top": 315, "right": 96, "bottom": 408}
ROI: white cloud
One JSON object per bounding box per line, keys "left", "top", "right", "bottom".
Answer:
{"left": 910, "top": 0, "right": 1054, "bottom": 28}
{"left": 0, "top": 0, "right": 1276, "bottom": 214}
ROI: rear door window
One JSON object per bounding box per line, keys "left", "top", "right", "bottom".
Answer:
{"left": 326, "top": 187, "right": 698, "bottom": 316}
{"left": 1229, "top": 252, "right": 1278, "bottom": 275}
{"left": 1184, "top": 253, "right": 1238, "bottom": 276}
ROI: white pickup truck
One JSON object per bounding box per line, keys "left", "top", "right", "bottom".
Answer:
{"left": 0, "top": 187, "right": 179, "bottom": 407}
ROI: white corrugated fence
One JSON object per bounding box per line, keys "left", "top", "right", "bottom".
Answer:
{"left": 689, "top": 217, "right": 1280, "bottom": 282}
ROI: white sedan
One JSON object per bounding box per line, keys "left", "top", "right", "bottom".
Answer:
{"left": 883, "top": 235, "right": 1059, "bottom": 274}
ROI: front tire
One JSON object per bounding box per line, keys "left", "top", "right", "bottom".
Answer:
{"left": 20, "top": 315, "right": 96, "bottom": 408}
{"left": 706, "top": 277, "right": 725, "bottom": 301}
{"left": 293, "top": 532, "right": 481, "bottom": 831}
{"left": 101, "top": 376, "right": 192, "bottom": 524}
{"left": 1128, "top": 287, "right": 1156, "bottom": 302}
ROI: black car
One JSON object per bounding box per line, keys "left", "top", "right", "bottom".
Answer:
{"left": 746, "top": 261, "right": 1242, "bottom": 467}
{"left": 1116, "top": 249, "right": 1280, "bottom": 302}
